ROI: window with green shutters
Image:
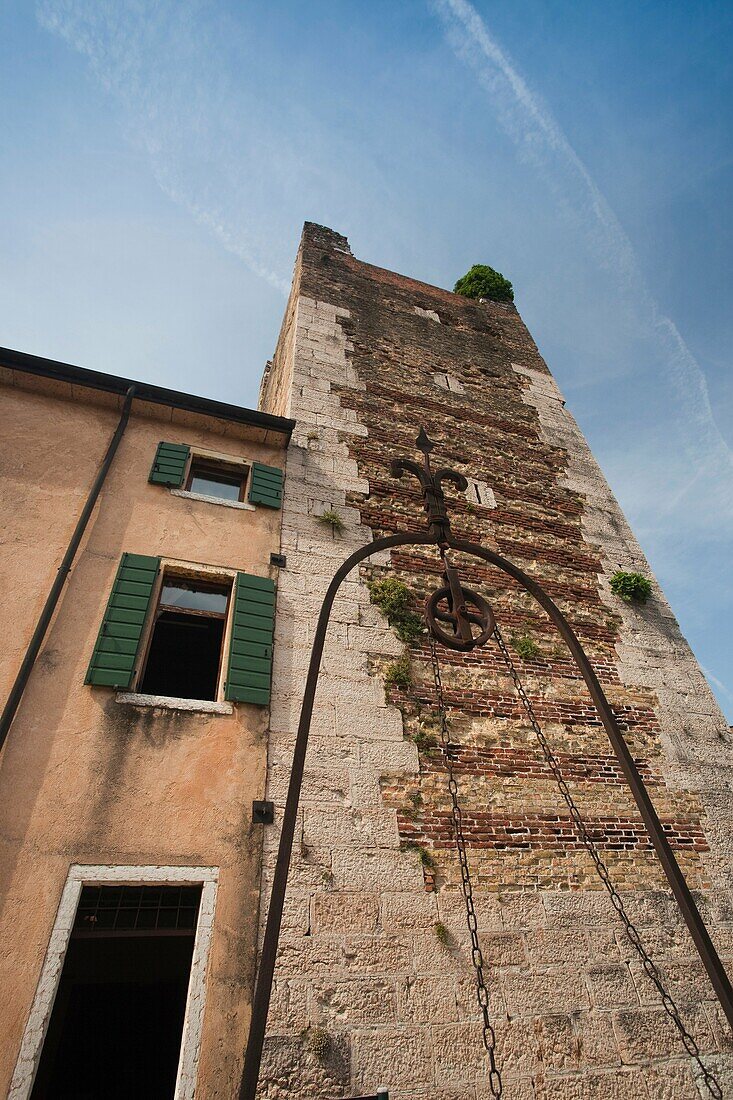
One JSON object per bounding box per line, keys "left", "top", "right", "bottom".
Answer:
{"left": 225, "top": 573, "right": 275, "bottom": 705}
{"left": 87, "top": 558, "right": 275, "bottom": 706}
{"left": 149, "top": 442, "right": 190, "bottom": 487}
{"left": 86, "top": 554, "right": 160, "bottom": 688}
{"left": 149, "top": 443, "right": 283, "bottom": 512}
{"left": 248, "top": 462, "right": 284, "bottom": 509}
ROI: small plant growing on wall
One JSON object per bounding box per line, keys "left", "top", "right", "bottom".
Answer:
{"left": 454, "top": 264, "right": 514, "bottom": 303}
{"left": 317, "top": 509, "right": 345, "bottom": 535}
{"left": 419, "top": 846, "right": 437, "bottom": 872}
{"left": 384, "top": 651, "right": 411, "bottom": 691}
{"left": 408, "top": 789, "right": 423, "bottom": 810}
{"left": 610, "top": 571, "right": 652, "bottom": 603}
{"left": 411, "top": 728, "right": 437, "bottom": 752}
{"left": 402, "top": 788, "right": 424, "bottom": 820}
{"left": 368, "top": 577, "right": 423, "bottom": 643}
{"left": 305, "top": 1027, "right": 330, "bottom": 1060}
{"left": 403, "top": 840, "right": 436, "bottom": 871}
{"left": 434, "top": 921, "right": 452, "bottom": 947}
{"left": 511, "top": 633, "right": 540, "bottom": 661}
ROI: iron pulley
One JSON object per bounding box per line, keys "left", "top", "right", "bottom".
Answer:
{"left": 426, "top": 563, "right": 495, "bottom": 652}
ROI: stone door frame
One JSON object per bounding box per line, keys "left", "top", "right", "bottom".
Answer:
{"left": 9, "top": 863, "right": 219, "bottom": 1100}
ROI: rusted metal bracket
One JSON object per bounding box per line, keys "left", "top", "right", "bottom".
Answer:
{"left": 238, "top": 432, "right": 733, "bottom": 1099}
{"left": 252, "top": 801, "right": 275, "bottom": 825}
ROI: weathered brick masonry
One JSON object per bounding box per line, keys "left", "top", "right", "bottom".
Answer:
{"left": 257, "top": 223, "right": 733, "bottom": 1097}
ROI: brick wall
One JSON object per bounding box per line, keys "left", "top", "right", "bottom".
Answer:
{"left": 257, "top": 223, "right": 733, "bottom": 1097}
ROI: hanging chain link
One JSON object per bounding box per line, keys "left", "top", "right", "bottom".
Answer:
{"left": 492, "top": 622, "right": 723, "bottom": 1100}
{"left": 428, "top": 630, "right": 503, "bottom": 1098}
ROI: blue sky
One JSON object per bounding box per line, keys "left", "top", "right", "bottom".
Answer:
{"left": 1, "top": 1, "right": 731, "bottom": 719}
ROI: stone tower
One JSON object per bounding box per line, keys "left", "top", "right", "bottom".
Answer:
{"left": 257, "top": 223, "right": 732, "bottom": 1097}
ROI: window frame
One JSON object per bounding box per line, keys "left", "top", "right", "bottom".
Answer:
{"left": 184, "top": 457, "right": 248, "bottom": 504}
{"left": 132, "top": 562, "right": 237, "bottom": 705}
{"left": 171, "top": 447, "right": 254, "bottom": 510}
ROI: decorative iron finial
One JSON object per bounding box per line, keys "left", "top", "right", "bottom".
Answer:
{"left": 416, "top": 426, "right": 435, "bottom": 455}
{"left": 389, "top": 428, "right": 468, "bottom": 544}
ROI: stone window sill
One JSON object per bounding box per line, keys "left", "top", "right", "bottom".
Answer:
{"left": 116, "top": 693, "right": 233, "bottom": 715}
{"left": 171, "top": 488, "right": 255, "bottom": 511}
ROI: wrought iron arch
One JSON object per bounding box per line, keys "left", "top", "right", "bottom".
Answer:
{"left": 240, "top": 442, "right": 733, "bottom": 1100}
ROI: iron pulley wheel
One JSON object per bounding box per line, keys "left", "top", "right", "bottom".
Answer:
{"left": 426, "top": 564, "right": 495, "bottom": 651}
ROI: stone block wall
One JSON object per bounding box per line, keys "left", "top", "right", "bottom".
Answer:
{"left": 256, "top": 222, "right": 733, "bottom": 1097}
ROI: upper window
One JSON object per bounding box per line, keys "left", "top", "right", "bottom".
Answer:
{"left": 149, "top": 442, "right": 284, "bottom": 510}
{"left": 186, "top": 460, "right": 247, "bottom": 503}
{"left": 139, "top": 576, "right": 232, "bottom": 701}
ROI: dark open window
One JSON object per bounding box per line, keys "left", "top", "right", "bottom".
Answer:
{"left": 139, "top": 577, "right": 231, "bottom": 701}
{"left": 31, "top": 884, "right": 202, "bottom": 1100}
{"left": 186, "top": 459, "right": 246, "bottom": 503}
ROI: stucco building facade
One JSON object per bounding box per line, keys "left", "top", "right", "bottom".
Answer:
{"left": 0, "top": 354, "right": 292, "bottom": 1098}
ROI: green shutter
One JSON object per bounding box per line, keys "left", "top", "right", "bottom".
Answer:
{"left": 149, "top": 442, "right": 190, "bottom": 487}
{"left": 225, "top": 572, "right": 275, "bottom": 705}
{"left": 248, "top": 462, "right": 283, "bottom": 509}
{"left": 86, "top": 554, "right": 160, "bottom": 688}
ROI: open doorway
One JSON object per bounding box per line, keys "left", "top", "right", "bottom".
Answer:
{"left": 30, "top": 884, "right": 202, "bottom": 1100}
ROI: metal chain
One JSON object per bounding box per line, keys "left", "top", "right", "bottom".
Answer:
{"left": 492, "top": 622, "right": 723, "bottom": 1100}
{"left": 428, "top": 630, "right": 503, "bottom": 1098}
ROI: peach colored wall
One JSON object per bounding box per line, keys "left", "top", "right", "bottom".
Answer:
{"left": 0, "top": 374, "right": 287, "bottom": 1097}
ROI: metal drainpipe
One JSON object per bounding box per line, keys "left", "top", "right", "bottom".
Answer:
{"left": 0, "top": 385, "right": 136, "bottom": 753}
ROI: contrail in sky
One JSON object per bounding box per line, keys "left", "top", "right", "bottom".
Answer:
{"left": 432, "top": 0, "right": 733, "bottom": 496}
{"left": 702, "top": 667, "right": 733, "bottom": 705}
{"left": 36, "top": 0, "right": 291, "bottom": 295}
